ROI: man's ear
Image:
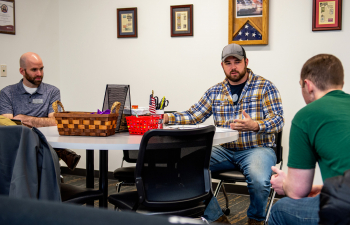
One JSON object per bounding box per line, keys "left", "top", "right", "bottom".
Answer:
{"left": 19, "top": 68, "right": 25, "bottom": 76}
{"left": 304, "top": 79, "right": 315, "bottom": 94}
{"left": 245, "top": 58, "right": 249, "bottom": 67}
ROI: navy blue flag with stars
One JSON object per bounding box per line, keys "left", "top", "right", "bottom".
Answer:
{"left": 233, "top": 22, "right": 262, "bottom": 41}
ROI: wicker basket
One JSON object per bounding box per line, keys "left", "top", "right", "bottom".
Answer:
{"left": 52, "top": 100, "right": 121, "bottom": 137}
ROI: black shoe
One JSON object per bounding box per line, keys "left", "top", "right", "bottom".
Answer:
{"left": 55, "top": 148, "right": 81, "bottom": 171}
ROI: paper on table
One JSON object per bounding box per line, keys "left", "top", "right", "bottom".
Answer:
{"left": 164, "top": 125, "right": 236, "bottom": 133}
{"left": 215, "top": 127, "right": 237, "bottom": 133}
{"left": 164, "top": 125, "right": 208, "bottom": 130}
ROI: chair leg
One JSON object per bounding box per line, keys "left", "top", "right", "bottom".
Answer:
{"left": 221, "top": 184, "right": 231, "bottom": 215}
{"left": 265, "top": 189, "right": 276, "bottom": 223}
{"left": 214, "top": 180, "right": 223, "bottom": 197}
{"left": 214, "top": 180, "right": 231, "bottom": 215}
{"left": 116, "top": 182, "right": 123, "bottom": 193}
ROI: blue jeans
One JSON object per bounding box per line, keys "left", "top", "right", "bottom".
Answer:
{"left": 269, "top": 195, "right": 320, "bottom": 225}
{"left": 202, "top": 146, "right": 276, "bottom": 222}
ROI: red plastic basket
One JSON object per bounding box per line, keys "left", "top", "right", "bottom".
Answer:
{"left": 125, "top": 116, "right": 160, "bottom": 135}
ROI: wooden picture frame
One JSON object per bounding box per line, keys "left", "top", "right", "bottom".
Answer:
{"left": 117, "top": 7, "right": 137, "bottom": 38}
{"left": 171, "top": 4, "right": 193, "bottom": 37}
{"left": 312, "top": 0, "right": 342, "bottom": 31}
{"left": 228, "top": 0, "right": 268, "bottom": 45}
{"left": 0, "top": 0, "right": 15, "bottom": 35}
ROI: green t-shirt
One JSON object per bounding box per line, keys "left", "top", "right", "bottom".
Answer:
{"left": 288, "top": 90, "right": 350, "bottom": 181}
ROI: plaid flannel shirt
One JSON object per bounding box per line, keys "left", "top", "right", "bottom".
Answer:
{"left": 167, "top": 69, "right": 284, "bottom": 150}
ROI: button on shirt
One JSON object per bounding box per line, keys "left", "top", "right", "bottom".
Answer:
{"left": 0, "top": 80, "right": 60, "bottom": 117}
{"left": 167, "top": 69, "right": 284, "bottom": 150}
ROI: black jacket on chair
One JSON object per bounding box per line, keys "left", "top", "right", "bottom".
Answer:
{"left": 319, "top": 169, "right": 350, "bottom": 225}
{"left": 0, "top": 126, "right": 61, "bottom": 201}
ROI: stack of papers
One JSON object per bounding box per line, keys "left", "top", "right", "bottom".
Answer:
{"left": 131, "top": 107, "right": 150, "bottom": 116}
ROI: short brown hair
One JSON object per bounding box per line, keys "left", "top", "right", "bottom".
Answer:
{"left": 301, "top": 54, "right": 343, "bottom": 91}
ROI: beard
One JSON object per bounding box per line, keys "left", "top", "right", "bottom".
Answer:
{"left": 24, "top": 70, "right": 43, "bottom": 86}
{"left": 225, "top": 66, "right": 247, "bottom": 83}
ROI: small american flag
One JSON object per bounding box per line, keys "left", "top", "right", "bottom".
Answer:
{"left": 149, "top": 95, "right": 156, "bottom": 114}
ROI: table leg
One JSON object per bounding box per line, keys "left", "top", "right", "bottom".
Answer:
{"left": 99, "top": 150, "right": 108, "bottom": 208}
{"left": 86, "top": 150, "right": 94, "bottom": 188}
{"left": 86, "top": 149, "right": 95, "bottom": 206}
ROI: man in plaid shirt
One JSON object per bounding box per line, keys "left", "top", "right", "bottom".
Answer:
{"left": 164, "top": 44, "right": 284, "bottom": 224}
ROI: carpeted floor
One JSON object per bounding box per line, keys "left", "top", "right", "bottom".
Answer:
{"left": 62, "top": 174, "right": 278, "bottom": 224}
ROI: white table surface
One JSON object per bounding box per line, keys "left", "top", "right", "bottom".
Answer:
{"left": 38, "top": 126, "right": 239, "bottom": 150}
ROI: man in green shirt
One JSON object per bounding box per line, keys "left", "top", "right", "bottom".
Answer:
{"left": 268, "top": 54, "right": 350, "bottom": 225}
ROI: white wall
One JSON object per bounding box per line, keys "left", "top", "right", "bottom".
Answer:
{"left": 2, "top": 0, "right": 350, "bottom": 184}
{"left": 0, "top": 0, "right": 60, "bottom": 89}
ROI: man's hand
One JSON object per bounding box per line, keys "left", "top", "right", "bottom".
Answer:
{"left": 13, "top": 114, "right": 56, "bottom": 128}
{"left": 230, "top": 110, "right": 259, "bottom": 132}
{"left": 163, "top": 114, "right": 169, "bottom": 124}
{"left": 270, "top": 166, "right": 287, "bottom": 195}
{"left": 13, "top": 114, "right": 33, "bottom": 127}
{"left": 308, "top": 185, "right": 323, "bottom": 197}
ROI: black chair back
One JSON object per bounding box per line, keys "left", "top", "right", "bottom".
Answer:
{"left": 272, "top": 131, "right": 283, "bottom": 165}
{"left": 135, "top": 125, "right": 216, "bottom": 209}
{"left": 123, "top": 150, "right": 138, "bottom": 163}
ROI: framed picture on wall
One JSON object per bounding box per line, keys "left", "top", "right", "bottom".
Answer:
{"left": 117, "top": 7, "right": 137, "bottom": 38}
{"left": 228, "top": 0, "right": 268, "bottom": 45}
{"left": 0, "top": 0, "right": 15, "bottom": 35}
{"left": 171, "top": 4, "right": 193, "bottom": 37}
{"left": 312, "top": 0, "right": 342, "bottom": 31}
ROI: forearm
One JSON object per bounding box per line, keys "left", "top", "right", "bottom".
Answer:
{"left": 258, "top": 88, "right": 284, "bottom": 134}
{"left": 166, "top": 112, "right": 198, "bottom": 125}
{"left": 30, "top": 117, "right": 57, "bottom": 127}
{"left": 167, "top": 110, "right": 210, "bottom": 125}
{"left": 282, "top": 168, "right": 314, "bottom": 199}
{"left": 1, "top": 114, "right": 14, "bottom": 119}
{"left": 14, "top": 115, "right": 57, "bottom": 127}
{"left": 283, "top": 181, "right": 310, "bottom": 199}
{"left": 166, "top": 100, "right": 213, "bottom": 125}
{"left": 256, "top": 114, "right": 284, "bottom": 134}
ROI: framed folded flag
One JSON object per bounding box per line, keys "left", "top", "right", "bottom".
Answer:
{"left": 228, "top": 0, "right": 268, "bottom": 45}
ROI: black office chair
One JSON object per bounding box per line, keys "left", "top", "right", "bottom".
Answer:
{"left": 0, "top": 195, "right": 202, "bottom": 225}
{"left": 211, "top": 131, "right": 283, "bottom": 223}
{"left": 319, "top": 169, "right": 350, "bottom": 225}
{"left": 113, "top": 150, "right": 138, "bottom": 192}
{"left": 108, "top": 125, "right": 216, "bottom": 217}
{"left": 113, "top": 111, "right": 178, "bottom": 193}
{"left": 0, "top": 126, "right": 102, "bottom": 205}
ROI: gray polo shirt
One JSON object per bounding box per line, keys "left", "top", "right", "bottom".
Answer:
{"left": 0, "top": 80, "right": 60, "bottom": 117}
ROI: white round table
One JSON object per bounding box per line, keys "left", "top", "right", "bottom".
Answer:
{"left": 38, "top": 126, "right": 239, "bottom": 207}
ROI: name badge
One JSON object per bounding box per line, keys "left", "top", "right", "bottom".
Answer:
{"left": 32, "top": 99, "right": 43, "bottom": 104}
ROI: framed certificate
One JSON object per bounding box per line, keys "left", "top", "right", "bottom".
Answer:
{"left": 312, "top": 0, "right": 342, "bottom": 31}
{"left": 117, "top": 7, "right": 137, "bottom": 38}
{"left": 171, "top": 5, "right": 193, "bottom": 37}
{"left": 0, "top": 0, "right": 15, "bottom": 35}
{"left": 228, "top": 0, "right": 269, "bottom": 45}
